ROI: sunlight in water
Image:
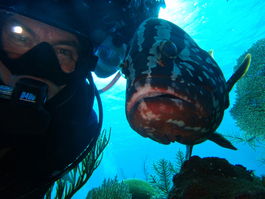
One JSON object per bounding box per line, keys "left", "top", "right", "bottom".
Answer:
{"left": 158, "top": 0, "right": 203, "bottom": 32}
{"left": 159, "top": 0, "right": 184, "bottom": 21}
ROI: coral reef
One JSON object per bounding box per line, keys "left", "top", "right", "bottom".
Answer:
{"left": 45, "top": 129, "right": 111, "bottom": 199}
{"left": 229, "top": 38, "right": 265, "bottom": 164}
{"left": 86, "top": 176, "right": 132, "bottom": 199}
{"left": 123, "top": 178, "right": 157, "bottom": 199}
{"left": 168, "top": 156, "right": 265, "bottom": 199}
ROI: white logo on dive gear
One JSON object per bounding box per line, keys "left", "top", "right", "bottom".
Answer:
{"left": 19, "top": 92, "right": 36, "bottom": 103}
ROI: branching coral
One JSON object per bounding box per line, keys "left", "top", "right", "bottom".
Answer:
{"left": 45, "top": 128, "right": 111, "bottom": 199}
{"left": 149, "top": 159, "right": 173, "bottom": 195}
{"left": 87, "top": 176, "right": 132, "bottom": 199}
{"left": 173, "top": 149, "right": 185, "bottom": 173}
{"left": 229, "top": 38, "right": 265, "bottom": 164}
{"left": 149, "top": 149, "right": 185, "bottom": 198}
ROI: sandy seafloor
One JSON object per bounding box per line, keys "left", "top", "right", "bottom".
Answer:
{"left": 72, "top": 0, "right": 265, "bottom": 198}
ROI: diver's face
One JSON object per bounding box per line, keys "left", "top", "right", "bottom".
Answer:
{"left": 0, "top": 15, "right": 80, "bottom": 99}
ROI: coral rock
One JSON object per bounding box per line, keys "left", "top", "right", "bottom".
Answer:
{"left": 168, "top": 156, "right": 265, "bottom": 199}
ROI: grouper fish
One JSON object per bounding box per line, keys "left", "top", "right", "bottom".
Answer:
{"left": 121, "top": 18, "right": 251, "bottom": 159}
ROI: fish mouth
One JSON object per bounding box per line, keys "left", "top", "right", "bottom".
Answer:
{"left": 127, "top": 92, "right": 211, "bottom": 145}
{"left": 126, "top": 78, "right": 213, "bottom": 118}
{"left": 125, "top": 78, "right": 215, "bottom": 145}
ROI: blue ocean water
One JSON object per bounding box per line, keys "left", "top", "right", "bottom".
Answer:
{"left": 74, "top": 0, "right": 265, "bottom": 198}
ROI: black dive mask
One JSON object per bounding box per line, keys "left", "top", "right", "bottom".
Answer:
{"left": 0, "top": 42, "right": 72, "bottom": 86}
{"left": 0, "top": 78, "right": 50, "bottom": 135}
{"left": 0, "top": 43, "right": 69, "bottom": 135}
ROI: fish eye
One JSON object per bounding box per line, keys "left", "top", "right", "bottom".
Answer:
{"left": 159, "top": 40, "right": 178, "bottom": 59}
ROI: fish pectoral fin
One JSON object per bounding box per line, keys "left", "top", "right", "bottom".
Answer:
{"left": 208, "top": 50, "right": 214, "bottom": 59}
{"left": 226, "top": 53, "right": 251, "bottom": 92}
{"left": 185, "top": 145, "right": 193, "bottom": 160}
{"left": 209, "top": 132, "right": 237, "bottom": 150}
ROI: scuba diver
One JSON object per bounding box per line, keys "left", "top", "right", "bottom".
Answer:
{"left": 0, "top": 0, "right": 102, "bottom": 198}
{"left": 0, "top": 0, "right": 165, "bottom": 198}
{"left": 89, "top": 0, "right": 166, "bottom": 93}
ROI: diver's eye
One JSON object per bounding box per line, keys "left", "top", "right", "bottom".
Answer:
{"left": 15, "top": 34, "right": 28, "bottom": 43}
{"left": 109, "top": 56, "right": 122, "bottom": 66}
{"left": 54, "top": 47, "right": 74, "bottom": 60}
{"left": 98, "top": 48, "right": 108, "bottom": 58}
{"left": 58, "top": 49, "right": 71, "bottom": 56}
{"left": 9, "top": 30, "right": 35, "bottom": 47}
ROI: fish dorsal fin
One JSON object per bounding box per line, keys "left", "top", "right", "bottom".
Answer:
{"left": 185, "top": 145, "right": 193, "bottom": 160}
{"left": 208, "top": 50, "right": 214, "bottom": 59}
{"left": 227, "top": 53, "right": 251, "bottom": 92}
{"left": 208, "top": 132, "right": 237, "bottom": 150}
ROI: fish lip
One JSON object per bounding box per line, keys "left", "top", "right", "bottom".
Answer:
{"left": 134, "top": 91, "right": 196, "bottom": 109}
{"left": 126, "top": 81, "right": 213, "bottom": 118}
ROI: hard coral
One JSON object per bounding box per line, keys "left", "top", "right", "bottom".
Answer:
{"left": 168, "top": 156, "right": 265, "bottom": 199}
{"left": 123, "top": 179, "right": 157, "bottom": 199}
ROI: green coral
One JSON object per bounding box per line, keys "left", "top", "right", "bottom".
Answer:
{"left": 45, "top": 128, "right": 111, "bottom": 199}
{"left": 87, "top": 176, "right": 132, "bottom": 199}
{"left": 123, "top": 179, "right": 157, "bottom": 199}
{"left": 229, "top": 38, "right": 265, "bottom": 164}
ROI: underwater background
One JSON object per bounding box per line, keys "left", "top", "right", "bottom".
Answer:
{"left": 73, "top": 0, "right": 265, "bottom": 198}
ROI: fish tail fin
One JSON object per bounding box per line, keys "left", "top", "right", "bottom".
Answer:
{"left": 209, "top": 132, "right": 237, "bottom": 150}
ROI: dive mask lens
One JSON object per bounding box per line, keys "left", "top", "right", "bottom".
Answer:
{"left": 94, "top": 46, "right": 124, "bottom": 70}
{"left": 0, "top": 10, "right": 79, "bottom": 85}
{"left": 0, "top": 78, "right": 51, "bottom": 135}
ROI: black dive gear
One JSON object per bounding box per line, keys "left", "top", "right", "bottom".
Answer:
{"left": 0, "top": 78, "right": 50, "bottom": 135}
{"left": 0, "top": 0, "right": 103, "bottom": 198}
{"left": 88, "top": 0, "right": 166, "bottom": 47}
{"left": 0, "top": 42, "right": 76, "bottom": 86}
{"left": 0, "top": 75, "right": 103, "bottom": 199}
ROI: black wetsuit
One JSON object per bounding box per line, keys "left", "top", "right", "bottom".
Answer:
{"left": 0, "top": 77, "right": 99, "bottom": 198}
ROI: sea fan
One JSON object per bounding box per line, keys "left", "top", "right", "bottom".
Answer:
{"left": 45, "top": 128, "right": 111, "bottom": 199}
{"left": 224, "top": 130, "right": 265, "bottom": 164}
{"left": 230, "top": 38, "right": 265, "bottom": 164}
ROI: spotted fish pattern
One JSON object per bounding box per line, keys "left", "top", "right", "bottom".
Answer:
{"left": 122, "top": 18, "right": 251, "bottom": 159}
